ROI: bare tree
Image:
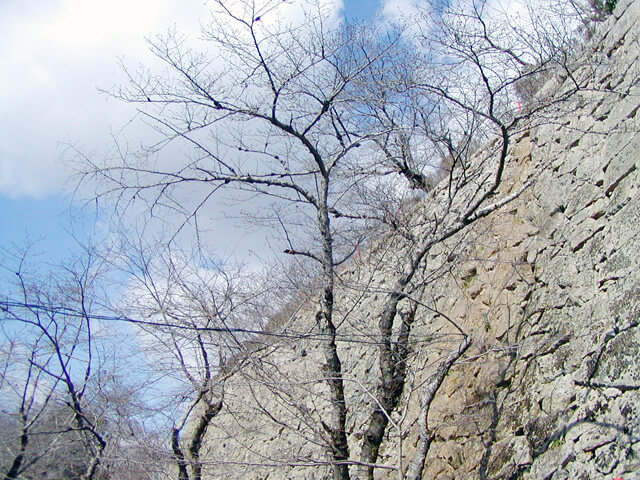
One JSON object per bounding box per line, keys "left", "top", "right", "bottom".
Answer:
{"left": 105, "top": 236, "right": 274, "bottom": 480}
{"left": 0, "top": 238, "right": 265, "bottom": 480}
{"left": 0, "top": 249, "right": 110, "bottom": 480}
{"left": 77, "top": 2, "right": 403, "bottom": 477}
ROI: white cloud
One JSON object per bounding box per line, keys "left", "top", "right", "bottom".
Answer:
{"left": 36, "top": 0, "right": 171, "bottom": 50}
{"left": 0, "top": 0, "right": 204, "bottom": 198}
{"left": 380, "top": 0, "right": 423, "bottom": 22}
{"left": 0, "top": 0, "right": 350, "bottom": 199}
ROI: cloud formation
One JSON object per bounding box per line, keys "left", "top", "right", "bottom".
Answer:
{"left": 0, "top": 0, "right": 203, "bottom": 198}
{"left": 0, "top": 0, "right": 357, "bottom": 200}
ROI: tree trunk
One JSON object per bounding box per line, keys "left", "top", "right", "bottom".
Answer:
{"left": 190, "top": 400, "right": 223, "bottom": 480}
{"left": 172, "top": 428, "right": 190, "bottom": 480}
{"left": 4, "top": 428, "right": 28, "bottom": 480}
{"left": 317, "top": 188, "right": 350, "bottom": 480}
{"left": 404, "top": 336, "right": 471, "bottom": 480}
{"left": 359, "top": 292, "right": 417, "bottom": 479}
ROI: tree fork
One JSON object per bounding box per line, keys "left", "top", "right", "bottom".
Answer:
{"left": 359, "top": 305, "right": 417, "bottom": 480}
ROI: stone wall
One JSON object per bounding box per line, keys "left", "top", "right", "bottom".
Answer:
{"left": 197, "top": 1, "right": 640, "bottom": 478}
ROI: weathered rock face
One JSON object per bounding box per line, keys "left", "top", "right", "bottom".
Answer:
{"left": 197, "top": 1, "right": 640, "bottom": 478}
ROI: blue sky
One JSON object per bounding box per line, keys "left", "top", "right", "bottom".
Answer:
{"left": 0, "top": 0, "right": 400, "bottom": 265}
{"left": 0, "top": 195, "right": 76, "bottom": 261}
{"left": 343, "top": 0, "right": 380, "bottom": 19}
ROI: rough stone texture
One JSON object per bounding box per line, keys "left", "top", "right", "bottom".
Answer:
{"left": 196, "top": 1, "right": 640, "bottom": 478}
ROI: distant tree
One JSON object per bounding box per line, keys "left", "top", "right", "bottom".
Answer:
{"left": 0, "top": 249, "right": 110, "bottom": 480}
{"left": 105, "top": 239, "right": 264, "bottom": 480}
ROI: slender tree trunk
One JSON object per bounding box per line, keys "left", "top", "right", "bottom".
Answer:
{"left": 189, "top": 400, "right": 223, "bottom": 480}
{"left": 4, "top": 427, "right": 28, "bottom": 480}
{"left": 317, "top": 184, "right": 350, "bottom": 480}
{"left": 172, "top": 428, "right": 190, "bottom": 480}
{"left": 404, "top": 336, "right": 471, "bottom": 480}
